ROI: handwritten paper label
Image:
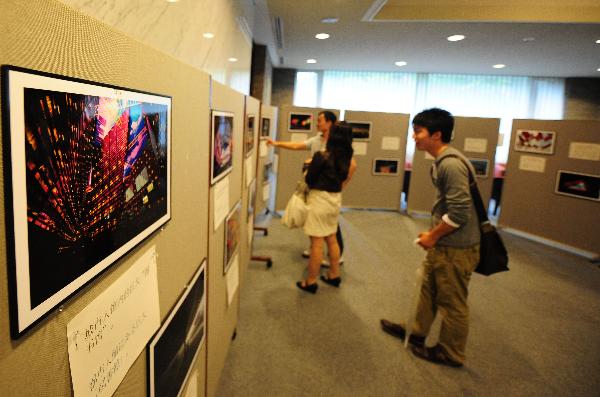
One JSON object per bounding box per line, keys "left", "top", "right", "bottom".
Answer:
{"left": 214, "top": 177, "right": 230, "bottom": 230}
{"left": 519, "top": 155, "right": 546, "bottom": 173}
{"left": 226, "top": 255, "right": 240, "bottom": 306}
{"left": 497, "top": 134, "right": 504, "bottom": 146}
{"left": 568, "top": 142, "right": 600, "bottom": 161}
{"left": 245, "top": 156, "right": 254, "bottom": 187}
{"left": 352, "top": 142, "right": 367, "bottom": 156}
{"left": 464, "top": 138, "right": 487, "bottom": 153}
{"left": 381, "top": 136, "right": 400, "bottom": 151}
{"left": 259, "top": 140, "right": 268, "bottom": 157}
{"left": 67, "top": 247, "right": 160, "bottom": 397}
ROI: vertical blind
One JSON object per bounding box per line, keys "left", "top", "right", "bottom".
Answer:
{"left": 294, "top": 71, "right": 565, "bottom": 163}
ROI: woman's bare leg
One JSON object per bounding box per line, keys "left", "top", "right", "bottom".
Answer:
{"left": 325, "top": 233, "right": 340, "bottom": 278}
{"left": 305, "top": 236, "right": 324, "bottom": 284}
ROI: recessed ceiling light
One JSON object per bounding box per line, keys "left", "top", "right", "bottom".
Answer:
{"left": 228, "top": 57, "right": 238, "bottom": 62}
{"left": 321, "top": 17, "right": 339, "bottom": 24}
{"left": 203, "top": 32, "right": 215, "bottom": 39}
{"left": 315, "top": 33, "right": 330, "bottom": 40}
{"left": 394, "top": 61, "right": 407, "bottom": 67}
{"left": 447, "top": 35, "right": 465, "bottom": 42}
{"left": 493, "top": 64, "right": 506, "bottom": 69}
{"left": 522, "top": 37, "right": 535, "bottom": 42}
{"left": 596, "top": 39, "right": 600, "bottom": 44}
{"left": 166, "top": 0, "right": 179, "bottom": 3}
{"left": 597, "top": 67, "right": 600, "bottom": 71}
{"left": 306, "top": 59, "right": 317, "bottom": 64}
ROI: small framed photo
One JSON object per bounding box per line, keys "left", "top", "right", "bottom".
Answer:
{"left": 514, "top": 129, "right": 556, "bottom": 155}
{"left": 554, "top": 170, "right": 600, "bottom": 201}
{"left": 248, "top": 178, "right": 257, "bottom": 222}
{"left": 224, "top": 201, "right": 242, "bottom": 274}
{"left": 468, "top": 158, "right": 489, "bottom": 178}
{"left": 261, "top": 117, "right": 271, "bottom": 138}
{"left": 245, "top": 114, "right": 255, "bottom": 157}
{"left": 347, "top": 121, "right": 372, "bottom": 142}
{"left": 148, "top": 260, "right": 206, "bottom": 397}
{"left": 288, "top": 112, "right": 313, "bottom": 132}
{"left": 372, "top": 158, "right": 401, "bottom": 176}
{"left": 263, "top": 162, "right": 273, "bottom": 184}
{"left": 211, "top": 111, "right": 234, "bottom": 185}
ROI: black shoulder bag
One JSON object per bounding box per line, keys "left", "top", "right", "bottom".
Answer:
{"left": 437, "top": 155, "right": 509, "bottom": 276}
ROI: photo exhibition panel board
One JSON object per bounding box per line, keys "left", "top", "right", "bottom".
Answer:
{"left": 407, "top": 116, "right": 500, "bottom": 215}
{"left": 500, "top": 119, "right": 600, "bottom": 254}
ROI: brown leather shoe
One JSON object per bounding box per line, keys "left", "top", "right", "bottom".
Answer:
{"left": 410, "top": 344, "right": 463, "bottom": 368}
{"left": 380, "top": 319, "right": 425, "bottom": 348}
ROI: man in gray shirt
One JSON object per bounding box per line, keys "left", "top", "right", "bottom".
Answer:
{"left": 381, "top": 108, "right": 480, "bottom": 367}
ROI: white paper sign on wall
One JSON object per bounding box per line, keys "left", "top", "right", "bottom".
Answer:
{"left": 214, "top": 177, "right": 230, "bottom": 230}
{"left": 245, "top": 156, "right": 254, "bottom": 187}
{"left": 262, "top": 183, "right": 271, "bottom": 202}
{"left": 67, "top": 247, "right": 160, "bottom": 397}
{"left": 259, "top": 140, "right": 268, "bottom": 157}
{"left": 568, "top": 142, "right": 600, "bottom": 161}
{"left": 290, "top": 133, "right": 308, "bottom": 143}
{"left": 464, "top": 138, "right": 488, "bottom": 153}
{"left": 381, "top": 136, "right": 400, "bottom": 151}
{"left": 519, "top": 155, "right": 546, "bottom": 173}
{"left": 352, "top": 142, "right": 367, "bottom": 156}
{"left": 226, "top": 255, "right": 240, "bottom": 306}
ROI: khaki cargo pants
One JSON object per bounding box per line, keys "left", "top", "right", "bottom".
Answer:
{"left": 413, "top": 244, "right": 480, "bottom": 364}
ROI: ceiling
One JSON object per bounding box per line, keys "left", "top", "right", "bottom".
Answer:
{"left": 260, "top": 0, "right": 600, "bottom": 77}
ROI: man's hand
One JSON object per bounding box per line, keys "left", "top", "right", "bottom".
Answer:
{"left": 417, "top": 231, "right": 438, "bottom": 250}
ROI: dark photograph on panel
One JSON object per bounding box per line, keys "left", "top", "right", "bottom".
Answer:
{"left": 211, "top": 111, "right": 234, "bottom": 185}
{"left": 261, "top": 117, "right": 270, "bottom": 137}
{"left": 468, "top": 158, "right": 489, "bottom": 178}
{"left": 224, "top": 201, "right": 241, "bottom": 274}
{"left": 149, "top": 260, "right": 206, "bottom": 397}
{"left": 263, "top": 162, "right": 272, "bottom": 184}
{"left": 555, "top": 170, "right": 600, "bottom": 201}
{"left": 245, "top": 114, "right": 255, "bottom": 157}
{"left": 347, "top": 121, "right": 372, "bottom": 141}
{"left": 372, "top": 158, "right": 401, "bottom": 176}
{"left": 288, "top": 112, "right": 312, "bottom": 132}
{"left": 248, "top": 178, "right": 256, "bottom": 222}
{"left": 2, "top": 66, "right": 171, "bottom": 338}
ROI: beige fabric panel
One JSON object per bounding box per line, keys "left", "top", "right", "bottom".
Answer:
{"left": 499, "top": 119, "right": 600, "bottom": 254}
{"left": 0, "top": 0, "right": 210, "bottom": 396}
{"left": 206, "top": 80, "right": 245, "bottom": 397}
{"left": 274, "top": 106, "right": 340, "bottom": 211}
{"left": 240, "top": 96, "right": 260, "bottom": 285}
{"left": 407, "top": 116, "right": 500, "bottom": 215}
{"left": 256, "top": 104, "right": 278, "bottom": 215}
{"left": 343, "top": 111, "right": 409, "bottom": 210}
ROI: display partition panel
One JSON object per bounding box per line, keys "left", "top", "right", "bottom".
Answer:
{"left": 210, "top": 110, "right": 234, "bottom": 185}
{"left": 500, "top": 119, "right": 600, "bottom": 255}
{"left": 2, "top": 66, "right": 171, "bottom": 338}
{"left": 407, "top": 116, "right": 499, "bottom": 215}
{"left": 149, "top": 260, "right": 206, "bottom": 397}
{"left": 258, "top": 104, "right": 279, "bottom": 214}
{"left": 339, "top": 110, "right": 408, "bottom": 210}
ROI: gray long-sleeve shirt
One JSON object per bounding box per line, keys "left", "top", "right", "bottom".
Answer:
{"left": 430, "top": 147, "right": 481, "bottom": 248}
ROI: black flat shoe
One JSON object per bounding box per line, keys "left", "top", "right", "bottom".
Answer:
{"left": 296, "top": 281, "right": 318, "bottom": 294}
{"left": 320, "top": 275, "right": 341, "bottom": 287}
{"left": 410, "top": 344, "right": 463, "bottom": 368}
{"left": 380, "top": 319, "right": 425, "bottom": 348}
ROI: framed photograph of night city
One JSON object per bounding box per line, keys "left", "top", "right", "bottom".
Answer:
{"left": 211, "top": 110, "right": 234, "bottom": 185}
{"left": 514, "top": 129, "right": 556, "bottom": 155}
{"left": 1, "top": 66, "right": 171, "bottom": 338}
{"left": 554, "top": 170, "right": 600, "bottom": 202}
{"left": 372, "top": 158, "right": 401, "bottom": 176}
{"left": 148, "top": 259, "right": 206, "bottom": 397}
{"left": 224, "top": 201, "right": 241, "bottom": 274}
{"left": 288, "top": 112, "right": 312, "bottom": 132}
{"left": 261, "top": 117, "right": 270, "bottom": 138}
{"left": 468, "top": 158, "right": 490, "bottom": 178}
{"left": 347, "top": 121, "right": 372, "bottom": 141}
{"left": 245, "top": 114, "right": 255, "bottom": 157}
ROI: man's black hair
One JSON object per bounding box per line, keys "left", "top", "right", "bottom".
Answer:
{"left": 319, "top": 110, "right": 337, "bottom": 124}
{"left": 412, "top": 108, "right": 454, "bottom": 143}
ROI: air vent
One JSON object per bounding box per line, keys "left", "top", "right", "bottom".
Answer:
{"left": 273, "top": 16, "right": 284, "bottom": 49}
{"left": 279, "top": 56, "right": 284, "bottom": 66}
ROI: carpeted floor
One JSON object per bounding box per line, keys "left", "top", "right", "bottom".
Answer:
{"left": 216, "top": 209, "right": 600, "bottom": 396}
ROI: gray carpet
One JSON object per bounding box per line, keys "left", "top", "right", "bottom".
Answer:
{"left": 216, "top": 209, "right": 600, "bottom": 396}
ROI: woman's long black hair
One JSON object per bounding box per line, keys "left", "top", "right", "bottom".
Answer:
{"left": 326, "top": 122, "right": 354, "bottom": 180}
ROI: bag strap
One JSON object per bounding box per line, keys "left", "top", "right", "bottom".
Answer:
{"left": 435, "top": 154, "right": 489, "bottom": 225}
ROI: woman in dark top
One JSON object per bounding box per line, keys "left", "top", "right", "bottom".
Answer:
{"left": 297, "top": 123, "right": 354, "bottom": 293}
